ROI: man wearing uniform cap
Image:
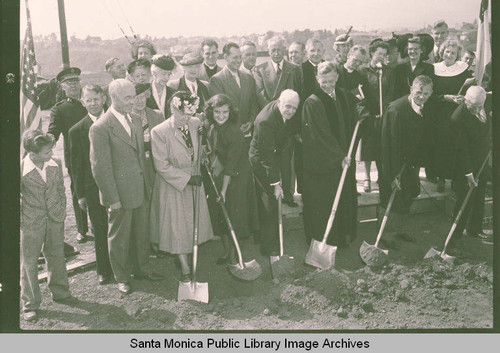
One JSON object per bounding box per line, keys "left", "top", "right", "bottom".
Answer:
{"left": 167, "top": 53, "right": 209, "bottom": 114}
{"left": 48, "top": 67, "right": 89, "bottom": 244}
{"left": 146, "top": 55, "right": 177, "bottom": 118}
{"left": 333, "top": 33, "right": 354, "bottom": 66}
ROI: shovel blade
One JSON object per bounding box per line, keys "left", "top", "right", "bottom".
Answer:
{"left": 270, "top": 255, "right": 296, "bottom": 279}
{"left": 440, "top": 252, "right": 456, "bottom": 264}
{"left": 178, "top": 281, "right": 209, "bottom": 303}
{"left": 305, "top": 240, "right": 336, "bottom": 270}
{"left": 359, "top": 241, "right": 389, "bottom": 267}
{"left": 424, "top": 247, "right": 441, "bottom": 260}
{"left": 228, "top": 259, "right": 262, "bottom": 281}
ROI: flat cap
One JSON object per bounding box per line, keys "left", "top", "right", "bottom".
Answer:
{"left": 56, "top": 67, "right": 81, "bottom": 82}
{"left": 152, "top": 55, "right": 176, "bottom": 71}
{"left": 105, "top": 57, "right": 120, "bottom": 71}
{"left": 179, "top": 52, "right": 204, "bottom": 66}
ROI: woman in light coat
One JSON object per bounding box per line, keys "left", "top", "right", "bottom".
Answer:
{"left": 150, "top": 91, "right": 213, "bottom": 281}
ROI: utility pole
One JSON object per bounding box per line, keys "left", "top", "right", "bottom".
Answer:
{"left": 57, "top": 0, "right": 70, "bottom": 68}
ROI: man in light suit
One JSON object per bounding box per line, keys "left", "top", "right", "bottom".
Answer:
{"left": 209, "top": 42, "right": 260, "bottom": 139}
{"left": 167, "top": 53, "right": 209, "bottom": 114}
{"left": 89, "top": 79, "right": 162, "bottom": 295}
{"left": 254, "top": 36, "right": 302, "bottom": 206}
{"left": 69, "top": 85, "right": 113, "bottom": 285}
{"left": 199, "top": 39, "right": 222, "bottom": 82}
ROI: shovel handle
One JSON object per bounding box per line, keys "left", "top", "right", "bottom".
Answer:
{"left": 374, "top": 164, "right": 406, "bottom": 248}
{"left": 191, "top": 133, "right": 203, "bottom": 281}
{"left": 321, "top": 118, "right": 363, "bottom": 244}
{"left": 378, "top": 70, "right": 383, "bottom": 118}
{"left": 202, "top": 160, "right": 246, "bottom": 268}
{"left": 441, "top": 150, "right": 491, "bottom": 255}
{"left": 278, "top": 194, "right": 284, "bottom": 257}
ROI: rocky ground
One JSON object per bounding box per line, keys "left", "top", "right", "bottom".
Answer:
{"left": 20, "top": 123, "right": 494, "bottom": 331}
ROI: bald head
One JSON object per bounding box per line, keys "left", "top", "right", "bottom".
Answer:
{"left": 109, "top": 79, "right": 136, "bottom": 114}
{"left": 465, "top": 86, "right": 487, "bottom": 105}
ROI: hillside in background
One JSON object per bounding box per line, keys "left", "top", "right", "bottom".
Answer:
{"left": 32, "top": 24, "right": 477, "bottom": 79}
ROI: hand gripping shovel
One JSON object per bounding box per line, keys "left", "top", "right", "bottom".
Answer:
{"left": 203, "top": 152, "right": 262, "bottom": 281}
{"left": 270, "top": 194, "right": 295, "bottom": 279}
{"left": 305, "top": 119, "right": 363, "bottom": 270}
{"left": 178, "top": 135, "right": 209, "bottom": 303}
{"left": 360, "top": 164, "right": 406, "bottom": 267}
{"left": 424, "top": 151, "right": 492, "bottom": 263}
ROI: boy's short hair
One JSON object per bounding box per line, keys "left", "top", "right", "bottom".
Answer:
{"left": 23, "top": 129, "right": 55, "bottom": 153}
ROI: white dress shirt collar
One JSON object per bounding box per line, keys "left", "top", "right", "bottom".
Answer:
{"left": 152, "top": 83, "right": 167, "bottom": 113}
{"left": 240, "top": 64, "right": 253, "bottom": 75}
{"left": 110, "top": 106, "right": 132, "bottom": 137}
{"left": 409, "top": 96, "right": 423, "bottom": 116}
{"left": 185, "top": 78, "right": 198, "bottom": 95}
{"left": 272, "top": 59, "right": 284, "bottom": 74}
{"left": 227, "top": 67, "right": 241, "bottom": 87}
{"left": 88, "top": 111, "right": 103, "bottom": 123}
{"left": 22, "top": 155, "right": 58, "bottom": 182}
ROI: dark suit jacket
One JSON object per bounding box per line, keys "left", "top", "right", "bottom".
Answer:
{"left": 254, "top": 59, "right": 302, "bottom": 104}
{"left": 249, "top": 100, "right": 291, "bottom": 185}
{"left": 394, "top": 61, "right": 435, "bottom": 98}
{"left": 199, "top": 64, "right": 222, "bottom": 82}
{"left": 209, "top": 66, "right": 260, "bottom": 128}
{"left": 89, "top": 109, "right": 151, "bottom": 209}
{"left": 68, "top": 115, "right": 99, "bottom": 200}
{"left": 47, "top": 97, "right": 88, "bottom": 171}
{"left": 146, "top": 85, "right": 176, "bottom": 118}
{"left": 301, "top": 60, "right": 323, "bottom": 101}
{"left": 167, "top": 77, "right": 209, "bottom": 113}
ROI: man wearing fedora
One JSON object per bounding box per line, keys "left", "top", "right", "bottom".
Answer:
{"left": 48, "top": 67, "right": 89, "bottom": 244}
{"left": 146, "top": 55, "right": 177, "bottom": 119}
{"left": 167, "top": 53, "right": 209, "bottom": 114}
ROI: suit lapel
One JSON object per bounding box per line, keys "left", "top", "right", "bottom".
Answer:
{"left": 223, "top": 67, "right": 241, "bottom": 96}
{"left": 274, "top": 60, "right": 291, "bottom": 98}
{"left": 108, "top": 113, "right": 137, "bottom": 150}
{"left": 265, "top": 61, "right": 278, "bottom": 97}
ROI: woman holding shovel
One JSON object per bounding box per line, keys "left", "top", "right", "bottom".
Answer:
{"left": 203, "top": 94, "right": 259, "bottom": 265}
{"left": 150, "top": 91, "right": 213, "bottom": 282}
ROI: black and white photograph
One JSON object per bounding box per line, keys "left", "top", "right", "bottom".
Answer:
{"left": 1, "top": 0, "right": 497, "bottom": 340}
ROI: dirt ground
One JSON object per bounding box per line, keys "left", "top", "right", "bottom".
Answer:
{"left": 20, "top": 124, "right": 494, "bottom": 331}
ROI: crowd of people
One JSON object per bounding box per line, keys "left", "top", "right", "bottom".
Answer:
{"left": 20, "top": 19, "right": 492, "bottom": 322}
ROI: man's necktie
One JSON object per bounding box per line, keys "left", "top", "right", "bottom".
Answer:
{"left": 277, "top": 63, "right": 282, "bottom": 77}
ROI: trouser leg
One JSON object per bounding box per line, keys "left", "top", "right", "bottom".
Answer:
{"left": 280, "top": 140, "right": 294, "bottom": 202}
{"left": 107, "top": 208, "right": 132, "bottom": 283}
{"left": 69, "top": 171, "right": 88, "bottom": 235}
{"left": 43, "top": 219, "right": 71, "bottom": 300}
{"left": 130, "top": 198, "right": 152, "bottom": 276}
{"left": 466, "top": 176, "right": 487, "bottom": 235}
{"left": 20, "top": 225, "right": 46, "bottom": 312}
{"left": 253, "top": 172, "right": 279, "bottom": 255}
{"left": 86, "top": 188, "right": 112, "bottom": 276}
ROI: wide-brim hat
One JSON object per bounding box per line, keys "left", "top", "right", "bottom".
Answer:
{"left": 179, "top": 52, "right": 204, "bottom": 66}
{"left": 134, "top": 83, "right": 151, "bottom": 96}
{"left": 56, "top": 67, "right": 81, "bottom": 82}
{"left": 396, "top": 33, "right": 414, "bottom": 58}
{"left": 152, "top": 55, "right": 176, "bottom": 71}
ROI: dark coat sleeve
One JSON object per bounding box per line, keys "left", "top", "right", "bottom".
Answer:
{"left": 255, "top": 119, "right": 281, "bottom": 184}
{"left": 302, "top": 96, "right": 346, "bottom": 175}
{"left": 48, "top": 105, "right": 63, "bottom": 141}
{"left": 68, "top": 123, "right": 85, "bottom": 199}
{"left": 380, "top": 104, "right": 403, "bottom": 182}
{"left": 450, "top": 106, "right": 473, "bottom": 175}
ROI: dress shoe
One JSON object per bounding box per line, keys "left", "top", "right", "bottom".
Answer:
{"left": 23, "top": 310, "right": 38, "bottom": 322}
{"left": 76, "top": 233, "right": 87, "bottom": 244}
{"left": 363, "top": 179, "right": 372, "bottom": 192}
{"left": 117, "top": 282, "right": 131, "bottom": 295}
{"left": 98, "top": 274, "right": 111, "bottom": 285}
{"left": 466, "top": 231, "right": 488, "bottom": 240}
{"left": 436, "top": 179, "right": 445, "bottom": 193}
{"left": 53, "top": 295, "right": 79, "bottom": 305}
{"left": 482, "top": 234, "right": 493, "bottom": 245}
{"left": 284, "top": 200, "right": 299, "bottom": 207}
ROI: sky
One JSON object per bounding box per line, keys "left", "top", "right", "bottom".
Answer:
{"left": 21, "top": 0, "right": 480, "bottom": 40}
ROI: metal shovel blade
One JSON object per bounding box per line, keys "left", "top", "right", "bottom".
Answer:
{"left": 359, "top": 240, "right": 389, "bottom": 267}
{"left": 178, "top": 280, "right": 209, "bottom": 303}
{"left": 440, "top": 252, "right": 456, "bottom": 264}
{"left": 424, "top": 247, "right": 441, "bottom": 260}
{"left": 305, "top": 240, "right": 337, "bottom": 270}
{"left": 270, "top": 254, "right": 296, "bottom": 279}
{"left": 228, "top": 259, "right": 262, "bottom": 281}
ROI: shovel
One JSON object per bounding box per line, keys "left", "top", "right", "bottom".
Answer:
{"left": 424, "top": 151, "right": 491, "bottom": 263}
{"left": 360, "top": 164, "right": 406, "bottom": 267}
{"left": 178, "top": 134, "right": 209, "bottom": 303}
{"left": 270, "top": 194, "right": 295, "bottom": 279}
{"left": 305, "top": 118, "right": 363, "bottom": 270}
{"left": 202, "top": 152, "right": 262, "bottom": 281}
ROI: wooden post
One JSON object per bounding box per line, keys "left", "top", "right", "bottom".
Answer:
{"left": 57, "top": 0, "right": 70, "bottom": 68}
